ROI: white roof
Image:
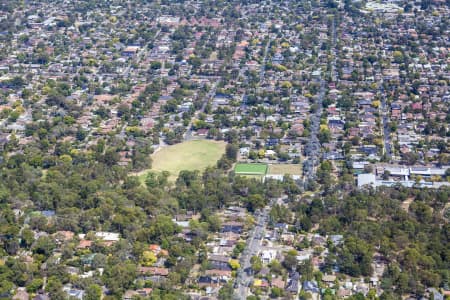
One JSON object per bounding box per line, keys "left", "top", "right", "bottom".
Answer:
{"left": 357, "top": 173, "right": 376, "bottom": 187}
{"left": 95, "top": 232, "right": 120, "bottom": 241}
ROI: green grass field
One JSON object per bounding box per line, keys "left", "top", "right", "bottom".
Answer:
{"left": 267, "top": 164, "right": 302, "bottom": 175}
{"left": 139, "top": 140, "right": 227, "bottom": 182}
{"left": 234, "top": 163, "right": 268, "bottom": 175}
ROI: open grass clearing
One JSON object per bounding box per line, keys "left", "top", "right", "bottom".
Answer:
{"left": 137, "top": 140, "right": 227, "bottom": 182}
{"left": 267, "top": 164, "right": 302, "bottom": 175}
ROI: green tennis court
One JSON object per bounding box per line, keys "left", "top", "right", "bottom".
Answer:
{"left": 234, "top": 163, "right": 268, "bottom": 175}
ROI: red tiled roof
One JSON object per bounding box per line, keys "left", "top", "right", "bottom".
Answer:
{"left": 138, "top": 267, "right": 169, "bottom": 276}
{"left": 77, "top": 240, "right": 93, "bottom": 249}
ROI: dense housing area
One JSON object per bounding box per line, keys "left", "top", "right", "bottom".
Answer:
{"left": 0, "top": 0, "right": 448, "bottom": 300}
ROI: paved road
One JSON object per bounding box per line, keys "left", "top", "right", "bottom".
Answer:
{"left": 379, "top": 78, "right": 392, "bottom": 159}
{"left": 302, "top": 75, "right": 325, "bottom": 182}
{"left": 330, "top": 17, "right": 338, "bottom": 83}
{"left": 259, "top": 36, "right": 272, "bottom": 82}
{"left": 303, "top": 16, "right": 337, "bottom": 185}
{"left": 234, "top": 204, "right": 272, "bottom": 299}
{"left": 184, "top": 78, "right": 220, "bottom": 141}
{"left": 372, "top": 52, "right": 392, "bottom": 160}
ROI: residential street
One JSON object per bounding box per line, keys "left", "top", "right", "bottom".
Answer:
{"left": 303, "top": 68, "right": 325, "bottom": 183}
{"left": 184, "top": 78, "right": 220, "bottom": 141}
{"left": 380, "top": 80, "right": 392, "bottom": 160}
{"left": 234, "top": 203, "right": 272, "bottom": 299}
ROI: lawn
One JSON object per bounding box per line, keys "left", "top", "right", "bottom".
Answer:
{"left": 142, "top": 140, "right": 227, "bottom": 182}
{"left": 267, "top": 164, "right": 302, "bottom": 175}
{"left": 234, "top": 163, "right": 268, "bottom": 175}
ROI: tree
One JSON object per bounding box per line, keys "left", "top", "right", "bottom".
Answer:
{"left": 76, "top": 127, "right": 87, "bottom": 141}
{"left": 117, "top": 104, "right": 131, "bottom": 120}
{"left": 0, "top": 281, "right": 13, "bottom": 298}
{"left": 188, "top": 56, "right": 201, "bottom": 68}
{"left": 103, "top": 149, "right": 119, "bottom": 166}
{"left": 225, "top": 143, "right": 238, "bottom": 162}
{"left": 246, "top": 194, "right": 265, "bottom": 211}
{"left": 338, "top": 237, "right": 373, "bottom": 277}
{"left": 233, "top": 241, "right": 246, "bottom": 257}
{"left": 85, "top": 284, "right": 102, "bottom": 300}
{"left": 141, "top": 250, "right": 157, "bottom": 266}
{"left": 250, "top": 255, "right": 263, "bottom": 273}
{"left": 298, "top": 259, "right": 314, "bottom": 281}
{"left": 103, "top": 261, "right": 137, "bottom": 296}
{"left": 278, "top": 152, "right": 290, "bottom": 161}
{"left": 20, "top": 228, "right": 34, "bottom": 248}
{"left": 148, "top": 215, "right": 180, "bottom": 242}
{"left": 410, "top": 202, "right": 432, "bottom": 223}
{"left": 299, "top": 291, "right": 312, "bottom": 300}
{"left": 401, "top": 152, "right": 418, "bottom": 165}
{"left": 218, "top": 283, "right": 234, "bottom": 300}
{"left": 393, "top": 51, "right": 404, "bottom": 63}
{"left": 380, "top": 292, "right": 397, "bottom": 300}
{"left": 46, "top": 277, "right": 66, "bottom": 300}
{"left": 270, "top": 287, "right": 283, "bottom": 298}
{"left": 145, "top": 172, "right": 159, "bottom": 189}
{"left": 32, "top": 236, "right": 56, "bottom": 258}
{"left": 298, "top": 216, "right": 312, "bottom": 232}
{"left": 326, "top": 0, "right": 338, "bottom": 8}
{"left": 26, "top": 278, "right": 44, "bottom": 293}
{"left": 283, "top": 250, "right": 298, "bottom": 271}
{"left": 229, "top": 259, "right": 240, "bottom": 270}
{"left": 7, "top": 76, "right": 25, "bottom": 89}
{"left": 92, "top": 253, "right": 107, "bottom": 269}
{"left": 150, "top": 61, "right": 162, "bottom": 70}
{"left": 318, "top": 127, "right": 331, "bottom": 143}
{"left": 269, "top": 259, "right": 283, "bottom": 274}
{"left": 206, "top": 214, "right": 222, "bottom": 232}
{"left": 217, "top": 156, "right": 233, "bottom": 170}
{"left": 258, "top": 149, "right": 266, "bottom": 159}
